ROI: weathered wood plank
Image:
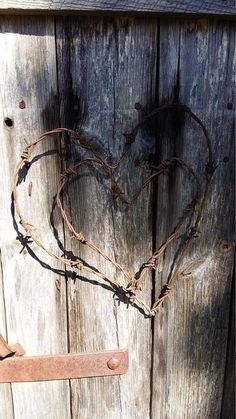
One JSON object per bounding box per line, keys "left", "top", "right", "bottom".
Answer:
{"left": 0, "top": 0, "right": 235, "bottom": 15}
{"left": 151, "top": 18, "right": 235, "bottom": 419}
{"left": 221, "top": 276, "right": 235, "bottom": 419}
{"left": 0, "top": 252, "right": 14, "bottom": 418}
{"left": 56, "top": 15, "right": 158, "bottom": 419}
{"left": 0, "top": 15, "right": 70, "bottom": 418}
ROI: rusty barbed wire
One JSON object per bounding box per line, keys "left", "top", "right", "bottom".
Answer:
{"left": 12, "top": 103, "right": 215, "bottom": 317}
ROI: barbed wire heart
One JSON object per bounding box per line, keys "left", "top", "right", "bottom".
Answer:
{"left": 13, "top": 103, "right": 216, "bottom": 317}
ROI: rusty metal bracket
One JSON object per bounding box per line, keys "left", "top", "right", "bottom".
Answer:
{"left": 0, "top": 337, "right": 128, "bottom": 383}
{"left": 0, "top": 335, "right": 25, "bottom": 359}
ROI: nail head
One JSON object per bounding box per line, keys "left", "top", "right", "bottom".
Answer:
{"left": 135, "top": 102, "right": 142, "bottom": 110}
{"left": 107, "top": 357, "right": 120, "bottom": 370}
{"left": 19, "top": 100, "right": 26, "bottom": 109}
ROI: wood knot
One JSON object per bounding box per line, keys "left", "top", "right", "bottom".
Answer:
{"left": 219, "top": 240, "right": 231, "bottom": 253}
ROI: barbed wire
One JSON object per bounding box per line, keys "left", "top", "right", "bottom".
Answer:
{"left": 12, "top": 103, "right": 216, "bottom": 317}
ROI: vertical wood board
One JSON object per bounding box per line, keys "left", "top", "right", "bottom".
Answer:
{"left": 56, "top": 15, "right": 158, "bottom": 419}
{"left": 0, "top": 251, "right": 14, "bottom": 418}
{"left": 151, "top": 18, "right": 235, "bottom": 419}
{"left": 0, "top": 15, "right": 70, "bottom": 419}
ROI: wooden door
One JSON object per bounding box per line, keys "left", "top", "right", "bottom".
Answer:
{"left": 0, "top": 5, "right": 234, "bottom": 419}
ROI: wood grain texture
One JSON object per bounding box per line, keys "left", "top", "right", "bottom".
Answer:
{"left": 151, "top": 18, "right": 235, "bottom": 419}
{"left": 56, "top": 15, "right": 158, "bottom": 419}
{"left": 0, "top": 15, "right": 70, "bottom": 419}
{"left": 0, "top": 0, "right": 235, "bottom": 15}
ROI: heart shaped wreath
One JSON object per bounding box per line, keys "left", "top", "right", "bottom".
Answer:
{"left": 13, "top": 103, "right": 216, "bottom": 317}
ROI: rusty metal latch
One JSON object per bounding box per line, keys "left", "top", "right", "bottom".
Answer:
{"left": 0, "top": 335, "right": 128, "bottom": 383}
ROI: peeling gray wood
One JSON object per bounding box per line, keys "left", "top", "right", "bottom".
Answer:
{"left": 151, "top": 18, "right": 235, "bottom": 419}
{"left": 0, "top": 15, "right": 70, "bottom": 419}
{"left": 0, "top": 0, "right": 235, "bottom": 15}
{"left": 56, "top": 15, "right": 158, "bottom": 419}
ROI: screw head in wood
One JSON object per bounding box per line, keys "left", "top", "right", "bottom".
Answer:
{"left": 134, "top": 102, "right": 142, "bottom": 110}
{"left": 107, "top": 357, "right": 120, "bottom": 370}
{"left": 227, "top": 102, "right": 233, "bottom": 110}
{"left": 19, "top": 100, "right": 26, "bottom": 109}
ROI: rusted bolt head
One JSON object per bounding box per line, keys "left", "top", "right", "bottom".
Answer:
{"left": 19, "top": 100, "right": 26, "bottom": 109}
{"left": 107, "top": 357, "right": 120, "bottom": 370}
